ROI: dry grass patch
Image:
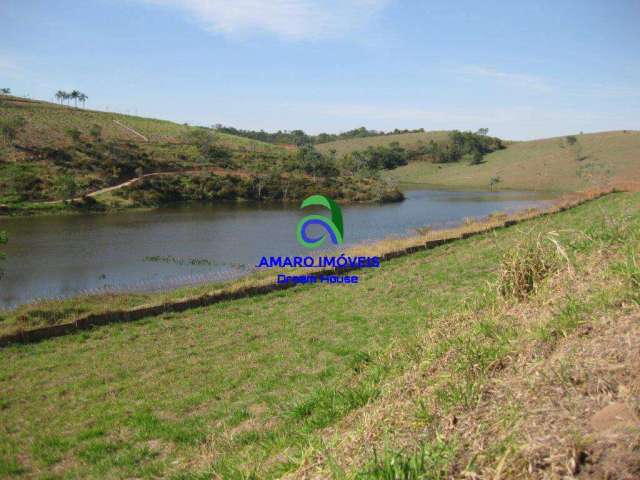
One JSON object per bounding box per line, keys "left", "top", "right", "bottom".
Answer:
{"left": 498, "top": 232, "right": 572, "bottom": 300}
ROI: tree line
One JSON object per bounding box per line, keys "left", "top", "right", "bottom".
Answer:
{"left": 213, "top": 125, "right": 426, "bottom": 146}
{"left": 414, "top": 130, "right": 504, "bottom": 164}
{"left": 55, "top": 90, "right": 88, "bottom": 108}
{"left": 186, "top": 128, "right": 504, "bottom": 179}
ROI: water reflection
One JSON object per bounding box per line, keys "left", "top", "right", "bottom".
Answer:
{"left": 0, "top": 189, "right": 554, "bottom": 308}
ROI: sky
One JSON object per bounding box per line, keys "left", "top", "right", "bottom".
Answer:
{"left": 1, "top": 0, "right": 640, "bottom": 139}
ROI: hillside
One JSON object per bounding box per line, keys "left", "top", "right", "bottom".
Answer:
{"left": 384, "top": 130, "right": 640, "bottom": 191}
{"left": 315, "top": 130, "right": 451, "bottom": 156}
{"left": 0, "top": 96, "right": 279, "bottom": 151}
{"left": 1, "top": 191, "right": 638, "bottom": 478}
{"left": 0, "top": 97, "right": 401, "bottom": 211}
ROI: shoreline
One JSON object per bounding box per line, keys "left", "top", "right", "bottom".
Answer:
{"left": 0, "top": 185, "right": 626, "bottom": 346}
{"left": 0, "top": 190, "right": 405, "bottom": 219}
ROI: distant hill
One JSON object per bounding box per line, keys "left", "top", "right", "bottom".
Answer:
{"left": 315, "top": 130, "right": 452, "bottom": 156}
{"left": 383, "top": 130, "right": 640, "bottom": 191}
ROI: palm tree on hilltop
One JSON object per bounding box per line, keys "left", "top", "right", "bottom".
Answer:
{"left": 78, "top": 93, "right": 88, "bottom": 108}
{"left": 55, "top": 90, "right": 66, "bottom": 105}
{"left": 71, "top": 90, "right": 80, "bottom": 108}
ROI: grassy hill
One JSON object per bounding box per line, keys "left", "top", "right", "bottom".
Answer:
{"left": 385, "top": 130, "right": 640, "bottom": 191}
{"left": 316, "top": 128, "right": 640, "bottom": 192}
{"left": 315, "top": 130, "right": 451, "bottom": 156}
{"left": 1, "top": 191, "right": 638, "bottom": 478}
{"left": 0, "top": 96, "right": 279, "bottom": 151}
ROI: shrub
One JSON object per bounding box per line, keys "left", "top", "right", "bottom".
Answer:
{"left": 339, "top": 142, "right": 408, "bottom": 173}
{"left": 53, "top": 174, "right": 78, "bottom": 201}
{"left": 469, "top": 150, "right": 484, "bottom": 165}
{"left": 2, "top": 163, "right": 44, "bottom": 201}
{"left": 89, "top": 124, "right": 102, "bottom": 141}
{"left": 65, "top": 127, "right": 82, "bottom": 143}
{"left": 498, "top": 233, "right": 571, "bottom": 300}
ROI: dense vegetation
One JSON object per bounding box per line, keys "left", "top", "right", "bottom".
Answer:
{"left": 215, "top": 125, "right": 426, "bottom": 146}
{"left": 117, "top": 171, "right": 403, "bottom": 205}
{"left": 333, "top": 130, "right": 504, "bottom": 177}
{"left": 1, "top": 134, "right": 164, "bottom": 203}
{"left": 414, "top": 129, "right": 504, "bottom": 164}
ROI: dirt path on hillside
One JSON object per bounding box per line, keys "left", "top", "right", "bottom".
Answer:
{"left": 41, "top": 167, "right": 253, "bottom": 205}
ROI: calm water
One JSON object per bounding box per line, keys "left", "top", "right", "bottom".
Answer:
{"left": 0, "top": 189, "right": 554, "bottom": 308}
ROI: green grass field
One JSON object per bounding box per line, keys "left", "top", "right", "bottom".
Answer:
{"left": 316, "top": 128, "right": 640, "bottom": 192}
{"left": 383, "top": 130, "right": 640, "bottom": 191}
{"left": 315, "top": 130, "right": 451, "bottom": 156}
{"left": 2, "top": 191, "right": 639, "bottom": 479}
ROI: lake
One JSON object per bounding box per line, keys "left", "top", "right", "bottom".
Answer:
{"left": 0, "top": 189, "right": 554, "bottom": 308}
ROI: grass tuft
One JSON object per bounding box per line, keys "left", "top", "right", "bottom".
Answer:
{"left": 357, "top": 438, "right": 456, "bottom": 480}
{"left": 498, "top": 232, "right": 570, "bottom": 300}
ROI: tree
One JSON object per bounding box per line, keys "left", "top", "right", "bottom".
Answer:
{"left": 296, "top": 145, "right": 338, "bottom": 179}
{"left": 70, "top": 90, "right": 80, "bottom": 108}
{"left": 57, "top": 91, "right": 73, "bottom": 106}
{"left": 0, "top": 230, "right": 6, "bottom": 280}
{"left": 79, "top": 93, "right": 88, "bottom": 108}
{"left": 489, "top": 175, "right": 502, "bottom": 191}
{"left": 0, "top": 88, "right": 10, "bottom": 95}
{"left": 186, "top": 128, "right": 233, "bottom": 167}
{"left": 476, "top": 128, "right": 489, "bottom": 136}
{"left": 469, "top": 150, "right": 484, "bottom": 165}
{"left": 55, "top": 90, "right": 66, "bottom": 104}
{"left": 565, "top": 135, "right": 577, "bottom": 146}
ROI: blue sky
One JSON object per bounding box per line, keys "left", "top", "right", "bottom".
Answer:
{"left": 2, "top": 0, "right": 639, "bottom": 139}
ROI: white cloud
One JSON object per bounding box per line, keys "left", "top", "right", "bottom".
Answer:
{"left": 454, "top": 65, "right": 552, "bottom": 92}
{"left": 139, "top": 0, "right": 389, "bottom": 40}
{"left": 454, "top": 65, "right": 640, "bottom": 99}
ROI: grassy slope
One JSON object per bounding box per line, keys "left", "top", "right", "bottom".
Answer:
{"left": 0, "top": 96, "right": 279, "bottom": 152}
{"left": 315, "top": 130, "right": 451, "bottom": 156}
{"left": 1, "top": 192, "right": 638, "bottom": 479}
{"left": 0, "top": 97, "right": 291, "bottom": 211}
{"left": 385, "top": 130, "right": 640, "bottom": 191}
